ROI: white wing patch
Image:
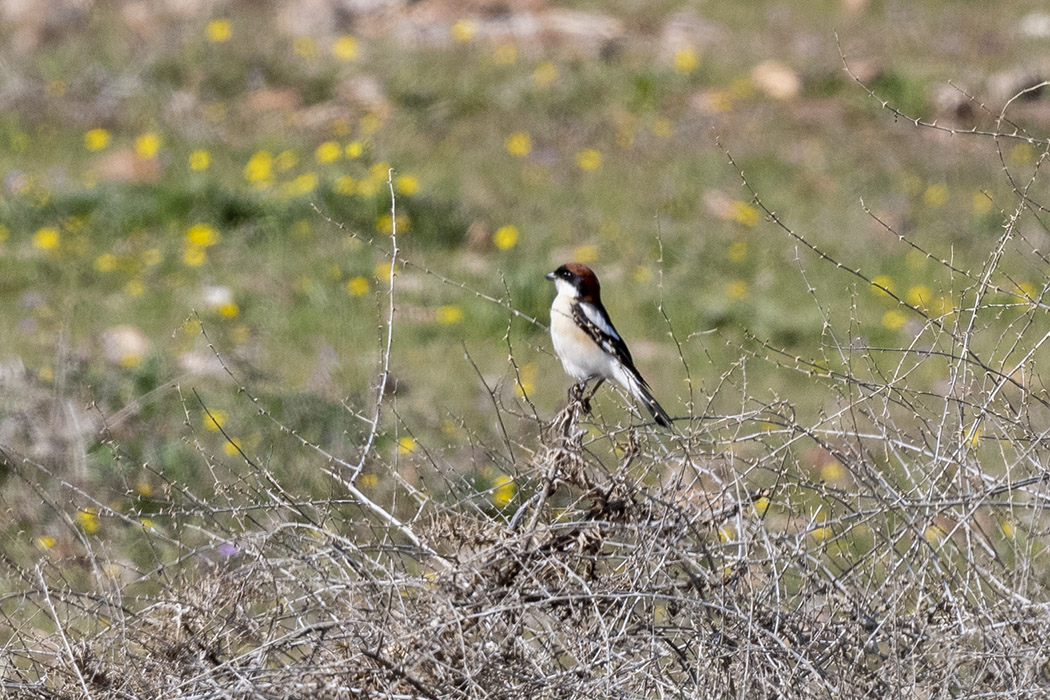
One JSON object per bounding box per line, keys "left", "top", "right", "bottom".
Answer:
{"left": 580, "top": 302, "right": 620, "bottom": 341}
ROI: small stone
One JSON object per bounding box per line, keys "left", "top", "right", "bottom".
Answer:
{"left": 100, "top": 325, "right": 150, "bottom": 366}
{"left": 751, "top": 61, "right": 802, "bottom": 100}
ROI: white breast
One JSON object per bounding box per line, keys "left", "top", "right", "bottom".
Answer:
{"left": 549, "top": 292, "right": 617, "bottom": 381}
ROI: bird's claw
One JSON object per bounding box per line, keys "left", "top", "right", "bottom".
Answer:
{"left": 568, "top": 382, "right": 593, "bottom": 415}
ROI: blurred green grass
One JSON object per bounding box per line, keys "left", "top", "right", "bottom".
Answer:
{"left": 1, "top": 0, "right": 1048, "bottom": 554}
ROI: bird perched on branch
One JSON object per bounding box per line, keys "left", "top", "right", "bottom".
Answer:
{"left": 545, "top": 263, "right": 672, "bottom": 428}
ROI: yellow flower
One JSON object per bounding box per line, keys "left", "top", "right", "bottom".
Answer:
{"left": 293, "top": 36, "right": 317, "bottom": 58}
{"left": 673, "top": 47, "right": 700, "bottom": 74}
{"left": 357, "top": 179, "right": 379, "bottom": 197}
{"left": 334, "top": 176, "right": 358, "bottom": 195}
{"left": 633, "top": 266, "right": 652, "bottom": 283}
{"left": 360, "top": 113, "right": 382, "bottom": 134}
{"left": 729, "top": 200, "right": 760, "bottom": 227}
{"left": 572, "top": 245, "right": 598, "bottom": 263}
{"left": 32, "top": 227, "right": 60, "bottom": 251}
{"left": 346, "top": 276, "right": 370, "bottom": 297}
{"left": 906, "top": 249, "right": 927, "bottom": 270}
{"left": 135, "top": 132, "right": 160, "bottom": 159}
{"left": 222, "top": 437, "right": 242, "bottom": 456}
{"left": 726, "top": 280, "right": 749, "bottom": 299}
{"left": 94, "top": 253, "right": 118, "bottom": 272}
{"left": 810, "top": 525, "right": 832, "bottom": 543}
{"left": 186, "top": 223, "right": 220, "bottom": 247}
{"left": 870, "top": 274, "right": 894, "bottom": 297}
{"left": 0, "top": 224, "right": 8, "bottom": 242}
{"left": 63, "top": 216, "right": 84, "bottom": 233}
{"left": 315, "top": 141, "right": 341, "bottom": 163}
{"left": 967, "top": 424, "right": 982, "bottom": 448}
{"left": 395, "top": 174, "right": 419, "bottom": 195}
{"left": 374, "top": 262, "right": 393, "bottom": 279}
{"left": 492, "top": 225, "right": 518, "bottom": 250}
{"left": 76, "top": 508, "right": 101, "bottom": 534}
{"left": 397, "top": 436, "right": 416, "bottom": 454}
{"left": 202, "top": 409, "right": 228, "bottom": 432}
{"left": 189, "top": 149, "right": 211, "bottom": 171}
{"left": 183, "top": 245, "right": 206, "bottom": 267}
{"left": 244, "top": 150, "right": 274, "bottom": 184}
{"left": 36, "top": 535, "right": 56, "bottom": 550}
{"left": 345, "top": 141, "right": 364, "bottom": 158}
{"left": 492, "top": 43, "right": 517, "bottom": 65}
{"left": 119, "top": 351, "right": 142, "bottom": 367}
{"left": 369, "top": 161, "right": 391, "bottom": 180}
{"left": 436, "top": 305, "right": 463, "bottom": 324}
{"left": 533, "top": 61, "right": 559, "bottom": 86}
{"left": 491, "top": 474, "right": 516, "bottom": 508}
{"left": 923, "top": 184, "right": 948, "bottom": 208}
{"left": 84, "top": 128, "right": 110, "bottom": 151}
{"left": 1018, "top": 282, "right": 1038, "bottom": 302}
{"left": 142, "top": 248, "right": 162, "bottom": 266}
{"left": 575, "top": 148, "right": 602, "bottom": 171}
{"left": 718, "top": 526, "right": 736, "bottom": 543}
{"left": 905, "top": 285, "right": 931, "bottom": 309}
{"left": 972, "top": 190, "right": 993, "bottom": 215}
{"left": 333, "top": 35, "right": 358, "bottom": 60}
{"left": 124, "top": 280, "right": 144, "bottom": 297}
{"left": 820, "top": 461, "right": 844, "bottom": 481}
{"left": 650, "top": 118, "right": 673, "bottom": 138}
{"left": 282, "top": 172, "right": 318, "bottom": 197}
{"left": 451, "top": 19, "right": 477, "bottom": 42}
{"left": 275, "top": 150, "right": 298, "bottom": 171}
{"left": 206, "top": 19, "right": 232, "bottom": 43}
{"left": 753, "top": 496, "right": 770, "bottom": 516}
{"left": 292, "top": 219, "right": 311, "bottom": 238}
{"left": 881, "top": 309, "right": 907, "bottom": 331}
{"left": 359, "top": 473, "right": 378, "bottom": 488}
{"left": 218, "top": 302, "right": 239, "bottom": 318}
{"left": 231, "top": 325, "right": 251, "bottom": 344}
{"left": 376, "top": 214, "right": 410, "bottom": 234}
{"left": 1001, "top": 520, "right": 1015, "bottom": 539}
{"left": 1009, "top": 143, "right": 1033, "bottom": 165}
{"left": 727, "top": 240, "right": 748, "bottom": 262}
{"left": 924, "top": 524, "right": 947, "bottom": 544}
{"left": 505, "top": 132, "right": 532, "bottom": 157}
{"left": 513, "top": 362, "right": 537, "bottom": 397}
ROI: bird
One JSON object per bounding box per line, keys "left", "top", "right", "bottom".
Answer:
{"left": 545, "top": 263, "right": 672, "bottom": 428}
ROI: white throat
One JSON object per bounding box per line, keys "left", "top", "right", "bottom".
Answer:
{"left": 553, "top": 277, "right": 580, "bottom": 299}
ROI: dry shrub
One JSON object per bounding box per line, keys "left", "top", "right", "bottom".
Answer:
{"left": 6, "top": 85, "right": 1050, "bottom": 699}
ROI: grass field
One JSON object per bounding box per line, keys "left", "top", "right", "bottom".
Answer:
{"left": 4, "top": 1, "right": 1050, "bottom": 696}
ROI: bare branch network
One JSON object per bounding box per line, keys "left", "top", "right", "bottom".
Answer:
{"left": 5, "top": 86, "right": 1050, "bottom": 699}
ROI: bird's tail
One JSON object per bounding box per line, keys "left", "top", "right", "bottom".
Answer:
{"left": 617, "top": 367, "right": 672, "bottom": 428}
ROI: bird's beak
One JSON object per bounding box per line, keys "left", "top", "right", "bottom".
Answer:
{"left": 545, "top": 272, "right": 556, "bottom": 281}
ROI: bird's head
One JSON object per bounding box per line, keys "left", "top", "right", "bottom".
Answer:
{"left": 546, "top": 263, "right": 601, "bottom": 301}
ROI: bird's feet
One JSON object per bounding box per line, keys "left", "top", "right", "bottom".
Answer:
{"left": 568, "top": 382, "right": 593, "bottom": 414}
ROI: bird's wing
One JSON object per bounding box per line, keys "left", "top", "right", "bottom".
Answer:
{"left": 572, "top": 300, "right": 636, "bottom": 370}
